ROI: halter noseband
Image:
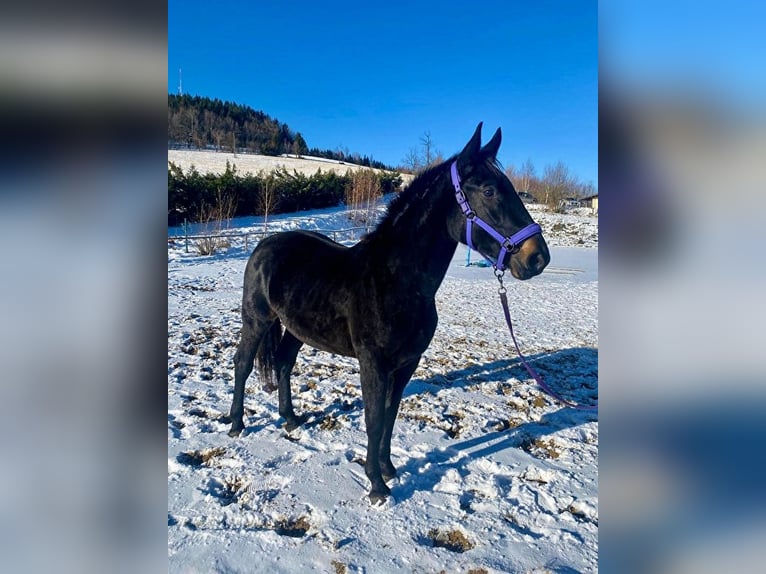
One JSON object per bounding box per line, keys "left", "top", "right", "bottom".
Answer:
{"left": 450, "top": 161, "right": 542, "bottom": 271}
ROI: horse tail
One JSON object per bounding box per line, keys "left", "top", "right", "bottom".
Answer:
{"left": 256, "top": 319, "right": 282, "bottom": 392}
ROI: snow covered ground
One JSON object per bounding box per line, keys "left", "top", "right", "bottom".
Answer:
{"left": 168, "top": 203, "right": 598, "bottom": 573}
{"left": 168, "top": 149, "right": 414, "bottom": 184}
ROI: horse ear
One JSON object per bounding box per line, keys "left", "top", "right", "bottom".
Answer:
{"left": 459, "top": 122, "right": 483, "bottom": 159}
{"left": 481, "top": 127, "right": 502, "bottom": 159}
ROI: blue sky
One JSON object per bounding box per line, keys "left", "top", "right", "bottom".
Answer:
{"left": 169, "top": 0, "right": 597, "bottom": 186}
{"left": 600, "top": 1, "right": 766, "bottom": 111}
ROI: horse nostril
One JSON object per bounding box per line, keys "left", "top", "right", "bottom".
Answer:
{"left": 529, "top": 252, "right": 547, "bottom": 274}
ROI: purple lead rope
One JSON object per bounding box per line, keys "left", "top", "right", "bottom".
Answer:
{"left": 499, "top": 287, "right": 598, "bottom": 411}
{"left": 450, "top": 159, "right": 596, "bottom": 411}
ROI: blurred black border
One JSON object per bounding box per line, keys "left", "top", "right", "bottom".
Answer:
{"left": 1, "top": 3, "right": 169, "bottom": 572}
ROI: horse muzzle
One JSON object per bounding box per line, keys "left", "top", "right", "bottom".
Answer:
{"left": 509, "top": 234, "right": 550, "bottom": 280}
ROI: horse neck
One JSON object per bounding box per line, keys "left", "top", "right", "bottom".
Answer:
{"left": 364, "top": 171, "right": 457, "bottom": 296}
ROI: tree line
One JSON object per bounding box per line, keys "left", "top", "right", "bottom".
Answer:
{"left": 504, "top": 159, "right": 596, "bottom": 212}
{"left": 168, "top": 94, "right": 392, "bottom": 169}
{"left": 399, "top": 132, "right": 596, "bottom": 212}
{"left": 168, "top": 160, "right": 402, "bottom": 227}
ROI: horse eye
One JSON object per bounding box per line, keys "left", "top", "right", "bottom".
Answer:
{"left": 482, "top": 188, "right": 495, "bottom": 198}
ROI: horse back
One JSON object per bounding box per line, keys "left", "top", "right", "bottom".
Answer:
{"left": 244, "top": 230, "right": 358, "bottom": 355}
{"left": 244, "top": 230, "right": 438, "bottom": 365}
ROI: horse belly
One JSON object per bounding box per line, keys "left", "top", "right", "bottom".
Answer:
{"left": 272, "top": 276, "right": 356, "bottom": 357}
{"left": 253, "top": 231, "right": 356, "bottom": 356}
{"left": 281, "top": 313, "right": 356, "bottom": 357}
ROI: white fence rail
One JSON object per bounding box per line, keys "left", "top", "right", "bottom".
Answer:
{"left": 168, "top": 226, "right": 372, "bottom": 253}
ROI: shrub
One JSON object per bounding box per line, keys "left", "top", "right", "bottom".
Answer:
{"left": 168, "top": 163, "right": 403, "bottom": 225}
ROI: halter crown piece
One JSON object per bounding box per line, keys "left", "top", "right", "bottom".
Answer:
{"left": 450, "top": 161, "right": 542, "bottom": 271}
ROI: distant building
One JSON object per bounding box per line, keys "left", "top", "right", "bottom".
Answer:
{"left": 580, "top": 194, "right": 598, "bottom": 214}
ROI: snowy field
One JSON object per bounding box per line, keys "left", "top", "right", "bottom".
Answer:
{"left": 168, "top": 149, "right": 415, "bottom": 184}
{"left": 168, "top": 203, "right": 598, "bottom": 573}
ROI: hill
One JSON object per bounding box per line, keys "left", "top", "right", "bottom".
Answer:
{"left": 168, "top": 94, "right": 392, "bottom": 170}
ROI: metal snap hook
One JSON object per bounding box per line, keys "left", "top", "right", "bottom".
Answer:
{"left": 493, "top": 266, "right": 507, "bottom": 293}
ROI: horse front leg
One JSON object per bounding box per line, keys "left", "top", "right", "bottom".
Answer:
{"left": 378, "top": 358, "right": 420, "bottom": 481}
{"left": 358, "top": 356, "right": 392, "bottom": 505}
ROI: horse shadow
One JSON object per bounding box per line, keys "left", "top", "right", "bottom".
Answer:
{"left": 405, "top": 346, "right": 598, "bottom": 402}
{"left": 389, "top": 346, "right": 597, "bottom": 502}
{"left": 305, "top": 346, "right": 596, "bottom": 433}
{"left": 391, "top": 404, "right": 593, "bottom": 501}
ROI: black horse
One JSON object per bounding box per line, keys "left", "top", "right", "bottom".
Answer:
{"left": 228, "top": 123, "right": 550, "bottom": 503}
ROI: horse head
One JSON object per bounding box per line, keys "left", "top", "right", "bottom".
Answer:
{"left": 447, "top": 123, "right": 550, "bottom": 280}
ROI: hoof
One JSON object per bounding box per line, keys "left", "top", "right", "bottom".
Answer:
{"left": 284, "top": 414, "right": 308, "bottom": 432}
{"left": 368, "top": 484, "right": 391, "bottom": 506}
{"left": 369, "top": 492, "right": 388, "bottom": 506}
{"left": 228, "top": 426, "right": 243, "bottom": 437}
{"left": 381, "top": 467, "right": 397, "bottom": 482}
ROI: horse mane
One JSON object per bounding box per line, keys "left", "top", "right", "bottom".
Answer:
{"left": 367, "top": 153, "right": 505, "bottom": 242}
{"left": 363, "top": 156, "right": 456, "bottom": 245}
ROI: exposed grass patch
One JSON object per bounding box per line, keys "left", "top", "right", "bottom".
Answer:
{"left": 520, "top": 438, "right": 562, "bottom": 459}
{"left": 494, "top": 418, "right": 523, "bottom": 432}
{"left": 274, "top": 515, "right": 311, "bottom": 537}
{"left": 331, "top": 560, "right": 347, "bottom": 574}
{"left": 207, "top": 474, "right": 252, "bottom": 507}
{"left": 176, "top": 446, "right": 227, "bottom": 467}
{"left": 532, "top": 395, "right": 548, "bottom": 408}
{"left": 427, "top": 528, "right": 475, "bottom": 552}
{"left": 398, "top": 397, "right": 467, "bottom": 438}
{"left": 175, "top": 282, "right": 216, "bottom": 292}
{"left": 319, "top": 414, "right": 344, "bottom": 431}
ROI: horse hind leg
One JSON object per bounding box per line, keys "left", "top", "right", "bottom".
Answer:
{"left": 274, "top": 330, "right": 305, "bottom": 431}
{"left": 228, "top": 318, "right": 272, "bottom": 437}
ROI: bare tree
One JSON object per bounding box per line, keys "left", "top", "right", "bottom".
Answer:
{"left": 400, "top": 131, "right": 442, "bottom": 173}
{"left": 258, "top": 173, "right": 278, "bottom": 236}
{"left": 213, "top": 129, "right": 224, "bottom": 151}
{"left": 335, "top": 145, "right": 350, "bottom": 161}
{"left": 578, "top": 181, "right": 597, "bottom": 197}
{"left": 542, "top": 161, "right": 578, "bottom": 212}
{"left": 420, "top": 130, "right": 435, "bottom": 167}
{"left": 346, "top": 169, "right": 381, "bottom": 231}
{"left": 183, "top": 108, "right": 199, "bottom": 148}
{"left": 203, "top": 109, "right": 215, "bottom": 145}
{"left": 504, "top": 164, "right": 518, "bottom": 187}
{"left": 401, "top": 147, "right": 422, "bottom": 173}
{"left": 519, "top": 158, "right": 536, "bottom": 194}
{"left": 195, "top": 187, "right": 236, "bottom": 255}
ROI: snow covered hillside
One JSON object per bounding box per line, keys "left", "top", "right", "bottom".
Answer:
{"left": 168, "top": 149, "right": 414, "bottom": 183}
{"left": 168, "top": 204, "right": 598, "bottom": 573}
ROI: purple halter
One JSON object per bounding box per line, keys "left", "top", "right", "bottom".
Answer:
{"left": 450, "top": 161, "right": 542, "bottom": 271}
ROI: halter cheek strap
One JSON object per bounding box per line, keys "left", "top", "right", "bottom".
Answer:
{"left": 450, "top": 161, "right": 541, "bottom": 271}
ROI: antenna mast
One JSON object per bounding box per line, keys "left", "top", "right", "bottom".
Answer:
{"left": 178, "top": 67, "right": 183, "bottom": 95}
